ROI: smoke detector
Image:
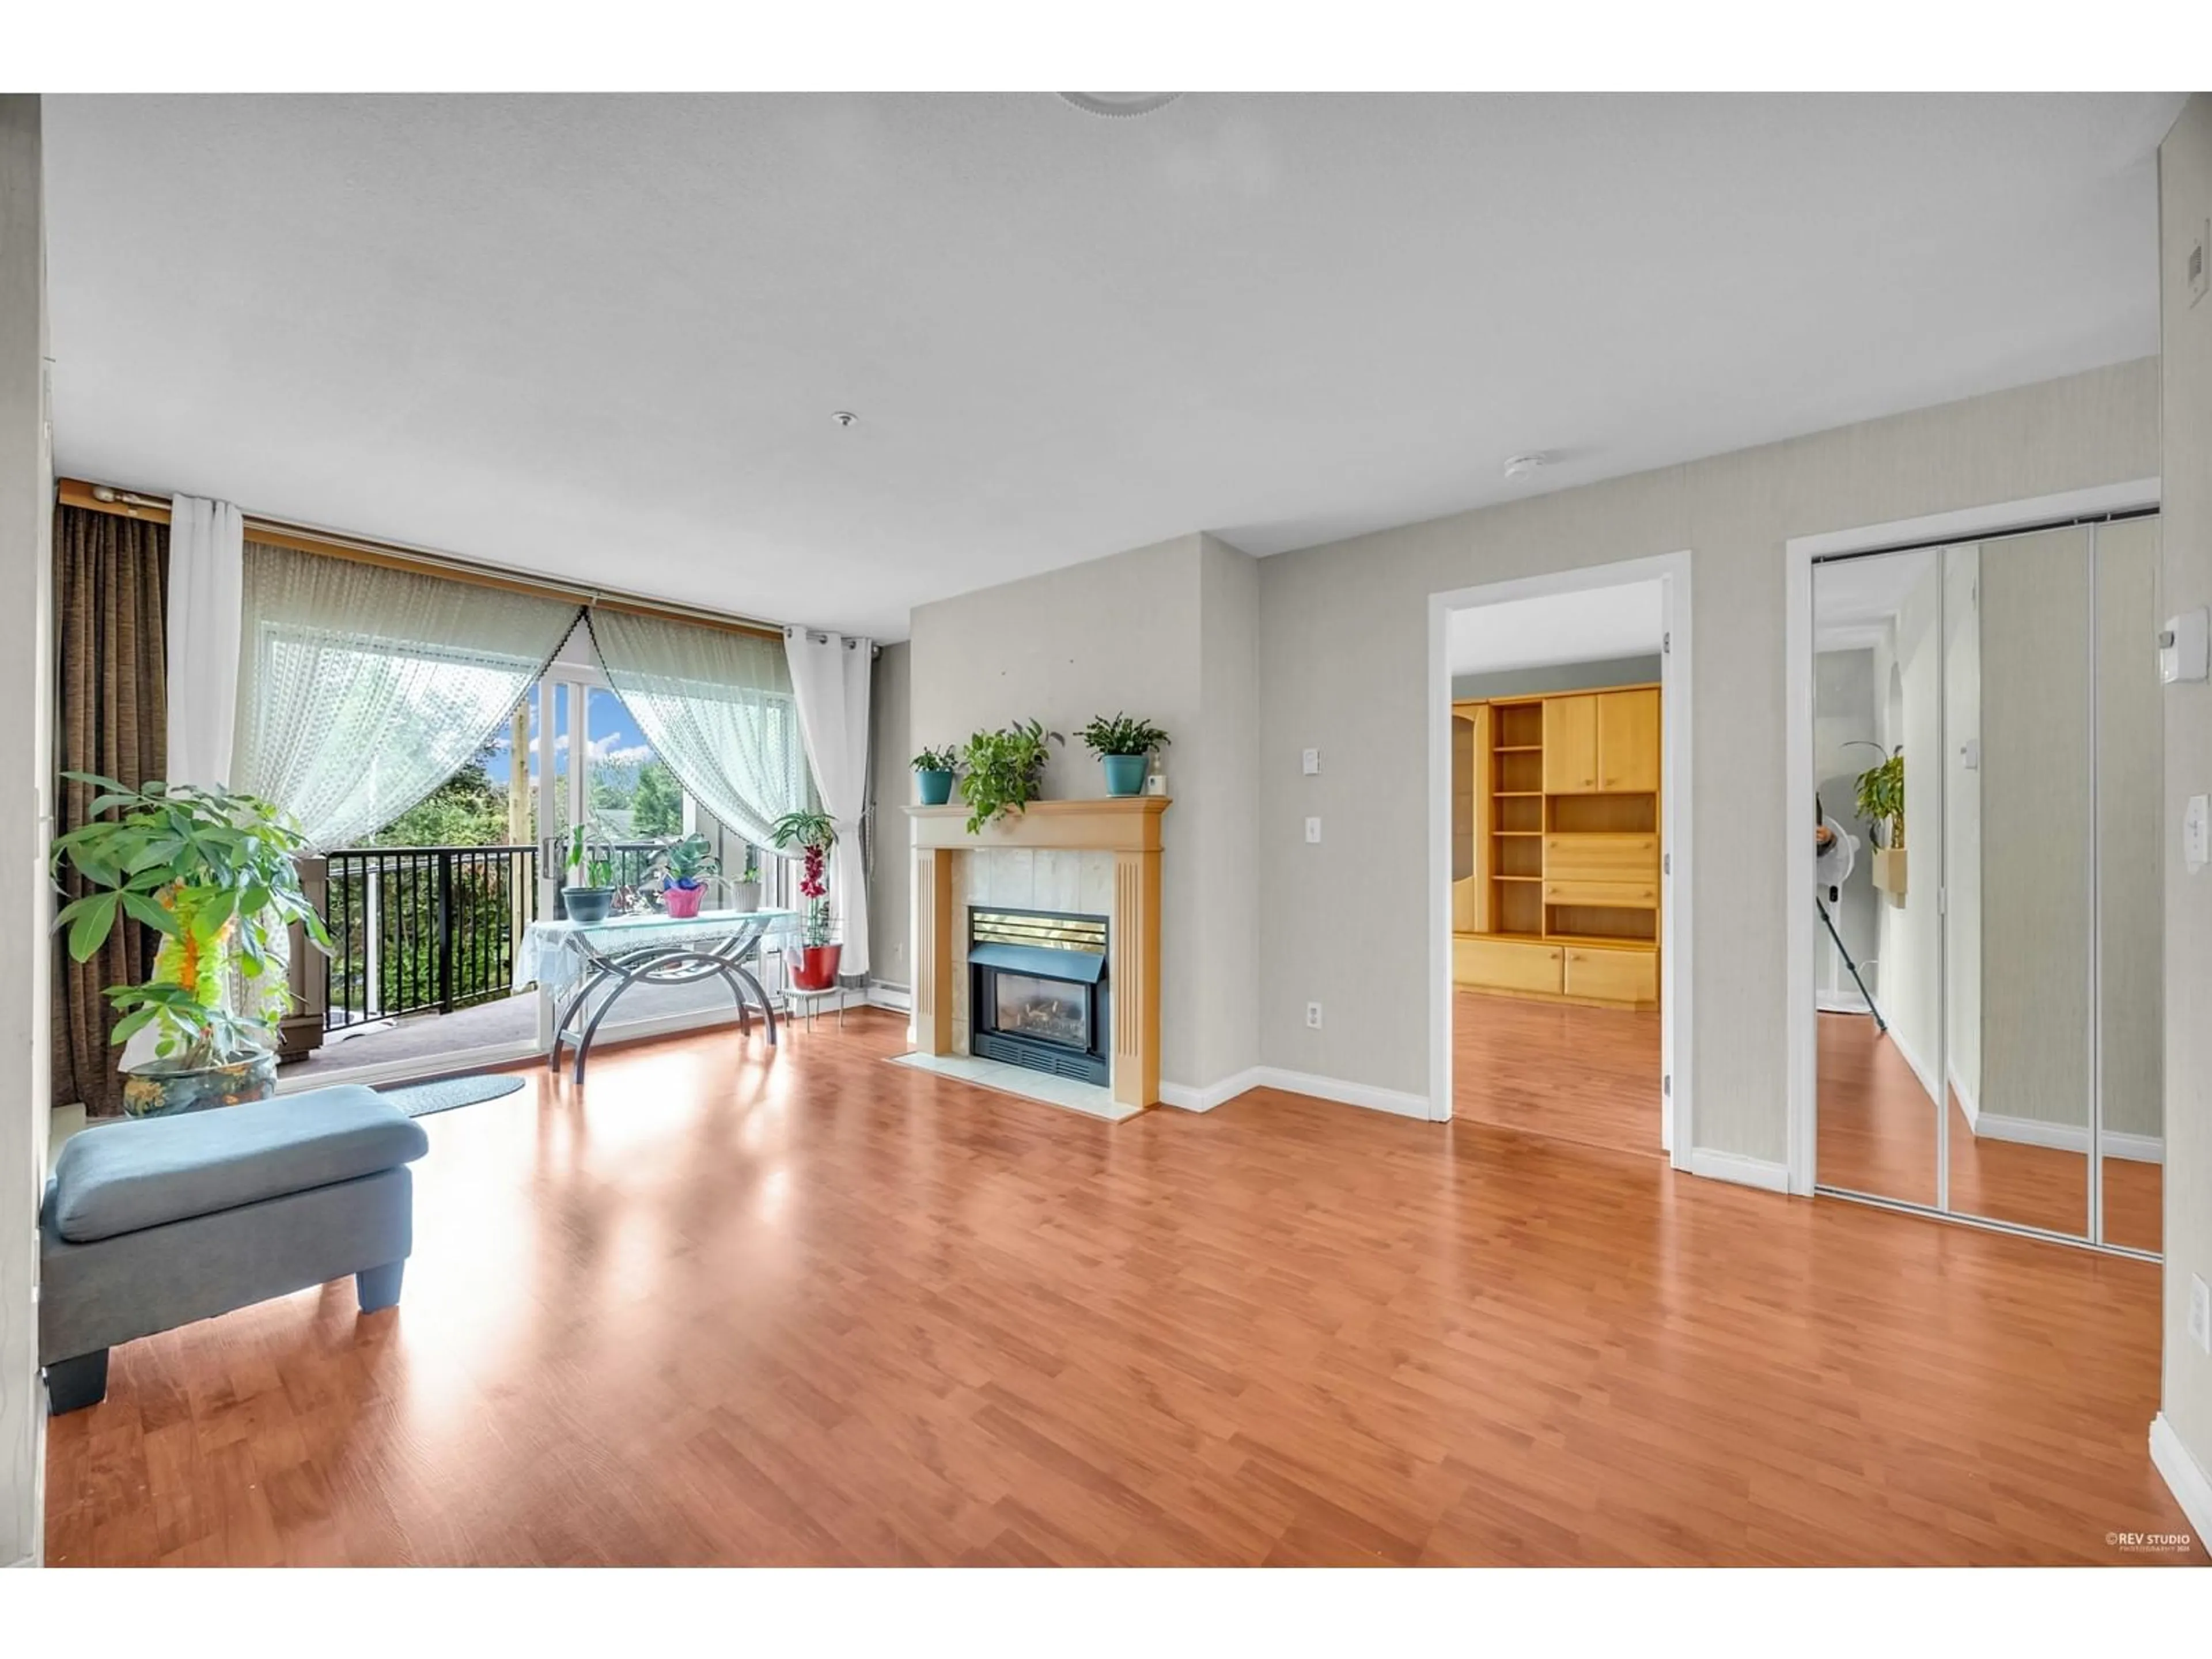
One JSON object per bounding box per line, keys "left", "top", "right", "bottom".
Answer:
{"left": 831, "top": 411, "right": 859, "bottom": 429}
{"left": 1502, "top": 453, "right": 1548, "bottom": 483}
{"left": 1058, "top": 92, "right": 1181, "bottom": 119}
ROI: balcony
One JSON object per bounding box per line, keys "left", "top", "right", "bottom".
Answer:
{"left": 281, "top": 838, "right": 775, "bottom": 1083}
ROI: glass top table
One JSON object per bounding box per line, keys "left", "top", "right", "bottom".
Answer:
{"left": 517, "top": 908, "right": 798, "bottom": 1083}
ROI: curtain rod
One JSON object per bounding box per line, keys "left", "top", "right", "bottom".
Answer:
{"left": 54, "top": 476, "right": 790, "bottom": 643}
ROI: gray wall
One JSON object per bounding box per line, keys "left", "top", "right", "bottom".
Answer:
{"left": 1450, "top": 653, "right": 1660, "bottom": 701}
{"left": 0, "top": 93, "right": 50, "bottom": 1568}
{"left": 867, "top": 640, "right": 912, "bottom": 991}
{"left": 908, "top": 532, "right": 1261, "bottom": 1092}
{"left": 2157, "top": 92, "right": 2212, "bottom": 1499}
{"left": 2095, "top": 518, "right": 2163, "bottom": 1144}
{"left": 1979, "top": 529, "right": 2091, "bottom": 1130}
{"left": 1258, "top": 357, "right": 2160, "bottom": 1161}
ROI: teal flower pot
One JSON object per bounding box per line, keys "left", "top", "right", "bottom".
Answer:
{"left": 917, "top": 768, "right": 955, "bottom": 806}
{"left": 1101, "top": 754, "right": 1147, "bottom": 797}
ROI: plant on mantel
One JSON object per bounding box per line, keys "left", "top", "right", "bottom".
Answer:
{"left": 910, "top": 745, "right": 962, "bottom": 806}
{"left": 957, "top": 719, "right": 1062, "bottom": 835}
{"left": 1078, "top": 713, "right": 1169, "bottom": 798}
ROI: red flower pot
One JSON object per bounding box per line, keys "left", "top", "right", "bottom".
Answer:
{"left": 663, "top": 882, "right": 704, "bottom": 918}
{"left": 791, "top": 943, "right": 842, "bottom": 990}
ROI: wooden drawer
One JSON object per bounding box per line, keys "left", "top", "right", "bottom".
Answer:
{"left": 1544, "top": 834, "right": 1658, "bottom": 884}
{"left": 1543, "top": 877, "right": 1658, "bottom": 909}
{"left": 1563, "top": 946, "right": 1657, "bottom": 1005}
{"left": 1453, "top": 935, "right": 1563, "bottom": 995}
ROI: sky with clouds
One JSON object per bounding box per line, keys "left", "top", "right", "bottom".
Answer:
{"left": 484, "top": 688, "right": 656, "bottom": 787}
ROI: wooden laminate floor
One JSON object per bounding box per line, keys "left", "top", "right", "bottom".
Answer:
{"left": 1816, "top": 1012, "right": 2162, "bottom": 1252}
{"left": 44, "top": 1008, "right": 2201, "bottom": 1566}
{"left": 1452, "top": 991, "right": 1661, "bottom": 1158}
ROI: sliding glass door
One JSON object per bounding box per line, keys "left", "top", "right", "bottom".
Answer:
{"left": 528, "top": 665, "right": 782, "bottom": 1047}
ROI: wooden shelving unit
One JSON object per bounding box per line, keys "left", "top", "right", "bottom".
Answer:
{"left": 1449, "top": 685, "right": 1661, "bottom": 1009}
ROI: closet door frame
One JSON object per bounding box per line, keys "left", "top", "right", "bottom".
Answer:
{"left": 1784, "top": 479, "right": 2161, "bottom": 1260}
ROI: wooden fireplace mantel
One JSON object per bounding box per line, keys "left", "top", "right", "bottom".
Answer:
{"left": 907, "top": 796, "right": 1170, "bottom": 1110}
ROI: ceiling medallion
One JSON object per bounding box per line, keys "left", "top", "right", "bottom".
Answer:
{"left": 1057, "top": 93, "right": 1182, "bottom": 119}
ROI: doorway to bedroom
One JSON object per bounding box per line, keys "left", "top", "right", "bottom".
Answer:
{"left": 1429, "top": 553, "right": 1692, "bottom": 1163}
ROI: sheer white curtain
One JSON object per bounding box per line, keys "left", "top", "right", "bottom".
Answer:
{"left": 783, "top": 628, "right": 873, "bottom": 978}
{"left": 165, "top": 494, "right": 244, "bottom": 787}
{"left": 230, "top": 543, "right": 580, "bottom": 851}
{"left": 587, "top": 608, "right": 812, "bottom": 853}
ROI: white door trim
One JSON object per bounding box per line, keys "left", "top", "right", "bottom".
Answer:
{"left": 1427, "top": 550, "right": 1694, "bottom": 1169}
{"left": 1782, "top": 478, "right": 2160, "bottom": 1196}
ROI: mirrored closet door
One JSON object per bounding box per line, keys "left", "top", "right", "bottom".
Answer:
{"left": 1810, "top": 517, "right": 2162, "bottom": 1257}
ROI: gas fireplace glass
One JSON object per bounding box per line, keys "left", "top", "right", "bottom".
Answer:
{"left": 993, "top": 972, "right": 1090, "bottom": 1050}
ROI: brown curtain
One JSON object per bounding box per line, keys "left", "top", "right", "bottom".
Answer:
{"left": 52, "top": 505, "right": 168, "bottom": 1116}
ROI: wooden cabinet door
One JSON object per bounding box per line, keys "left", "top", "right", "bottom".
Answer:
{"left": 1596, "top": 688, "right": 1660, "bottom": 793}
{"left": 1543, "top": 695, "right": 1600, "bottom": 794}
{"left": 1563, "top": 946, "right": 1658, "bottom": 1006}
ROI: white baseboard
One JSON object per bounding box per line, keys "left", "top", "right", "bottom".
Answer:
{"left": 1816, "top": 991, "right": 1869, "bottom": 1014}
{"left": 1680, "top": 1147, "right": 1794, "bottom": 1194}
{"left": 1970, "top": 1111, "right": 2164, "bottom": 1165}
{"left": 1949, "top": 1063, "right": 1979, "bottom": 1133}
{"left": 1242, "top": 1066, "right": 1436, "bottom": 1122}
{"left": 2150, "top": 1414, "right": 2212, "bottom": 1544}
{"left": 1157, "top": 1067, "right": 1266, "bottom": 1112}
{"left": 865, "top": 982, "right": 912, "bottom": 1012}
{"left": 1887, "top": 1025, "right": 1940, "bottom": 1110}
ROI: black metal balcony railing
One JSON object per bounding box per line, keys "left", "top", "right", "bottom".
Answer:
{"left": 321, "top": 838, "right": 775, "bottom": 1032}
{"left": 324, "top": 844, "right": 538, "bottom": 1032}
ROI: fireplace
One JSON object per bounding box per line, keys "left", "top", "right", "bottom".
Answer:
{"left": 968, "top": 907, "right": 1110, "bottom": 1085}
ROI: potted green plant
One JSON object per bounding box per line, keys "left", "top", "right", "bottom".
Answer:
{"left": 771, "top": 809, "right": 840, "bottom": 988}
{"left": 1078, "top": 713, "right": 1170, "bottom": 797}
{"left": 728, "top": 857, "right": 763, "bottom": 915}
{"left": 911, "top": 745, "right": 962, "bottom": 807}
{"left": 563, "top": 823, "right": 619, "bottom": 924}
{"left": 958, "top": 719, "right": 1063, "bottom": 834}
{"left": 645, "top": 831, "right": 719, "bottom": 918}
{"left": 1854, "top": 749, "right": 1907, "bottom": 905}
{"left": 50, "top": 774, "right": 332, "bottom": 1118}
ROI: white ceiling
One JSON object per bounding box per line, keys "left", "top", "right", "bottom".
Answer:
{"left": 1448, "top": 581, "right": 1665, "bottom": 676}
{"left": 43, "top": 93, "right": 2183, "bottom": 639}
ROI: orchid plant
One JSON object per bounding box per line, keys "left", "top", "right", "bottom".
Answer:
{"left": 770, "top": 809, "right": 838, "bottom": 947}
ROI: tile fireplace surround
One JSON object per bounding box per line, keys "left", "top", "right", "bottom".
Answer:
{"left": 906, "top": 797, "right": 1169, "bottom": 1112}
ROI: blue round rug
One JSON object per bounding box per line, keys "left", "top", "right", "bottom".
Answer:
{"left": 376, "top": 1073, "right": 527, "bottom": 1119}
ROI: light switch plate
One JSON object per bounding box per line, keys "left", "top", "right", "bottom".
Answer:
{"left": 1302, "top": 748, "right": 1320, "bottom": 775}
{"left": 2186, "top": 795, "right": 2209, "bottom": 877}
{"left": 2192, "top": 218, "right": 2210, "bottom": 307}
{"left": 1304, "top": 817, "right": 1322, "bottom": 844}
{"left": 2191, "top": 1275, "right": 2211, "bottom": 1354}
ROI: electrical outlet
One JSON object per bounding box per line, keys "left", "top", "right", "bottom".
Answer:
{"left": 2191, "top": 1275, "right": 2211, "bottom": 1355}
{"left": 1305, "top": 1002, "right": 1323, "bottom": 1029}
{"left": 1305, "top": 817, "right": 1322, "bottom": 844}
{"left": 1302, "top": 748, "right": 1320, "bottom": 775}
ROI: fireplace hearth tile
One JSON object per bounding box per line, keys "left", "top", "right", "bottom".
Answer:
{"left": 888, "top": 1051, "right": 1138, "bottom": 1123}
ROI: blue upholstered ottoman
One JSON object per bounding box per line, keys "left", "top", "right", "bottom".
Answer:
{"left": 39, "top": 1085, "right": 429, "bottom": 1414}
